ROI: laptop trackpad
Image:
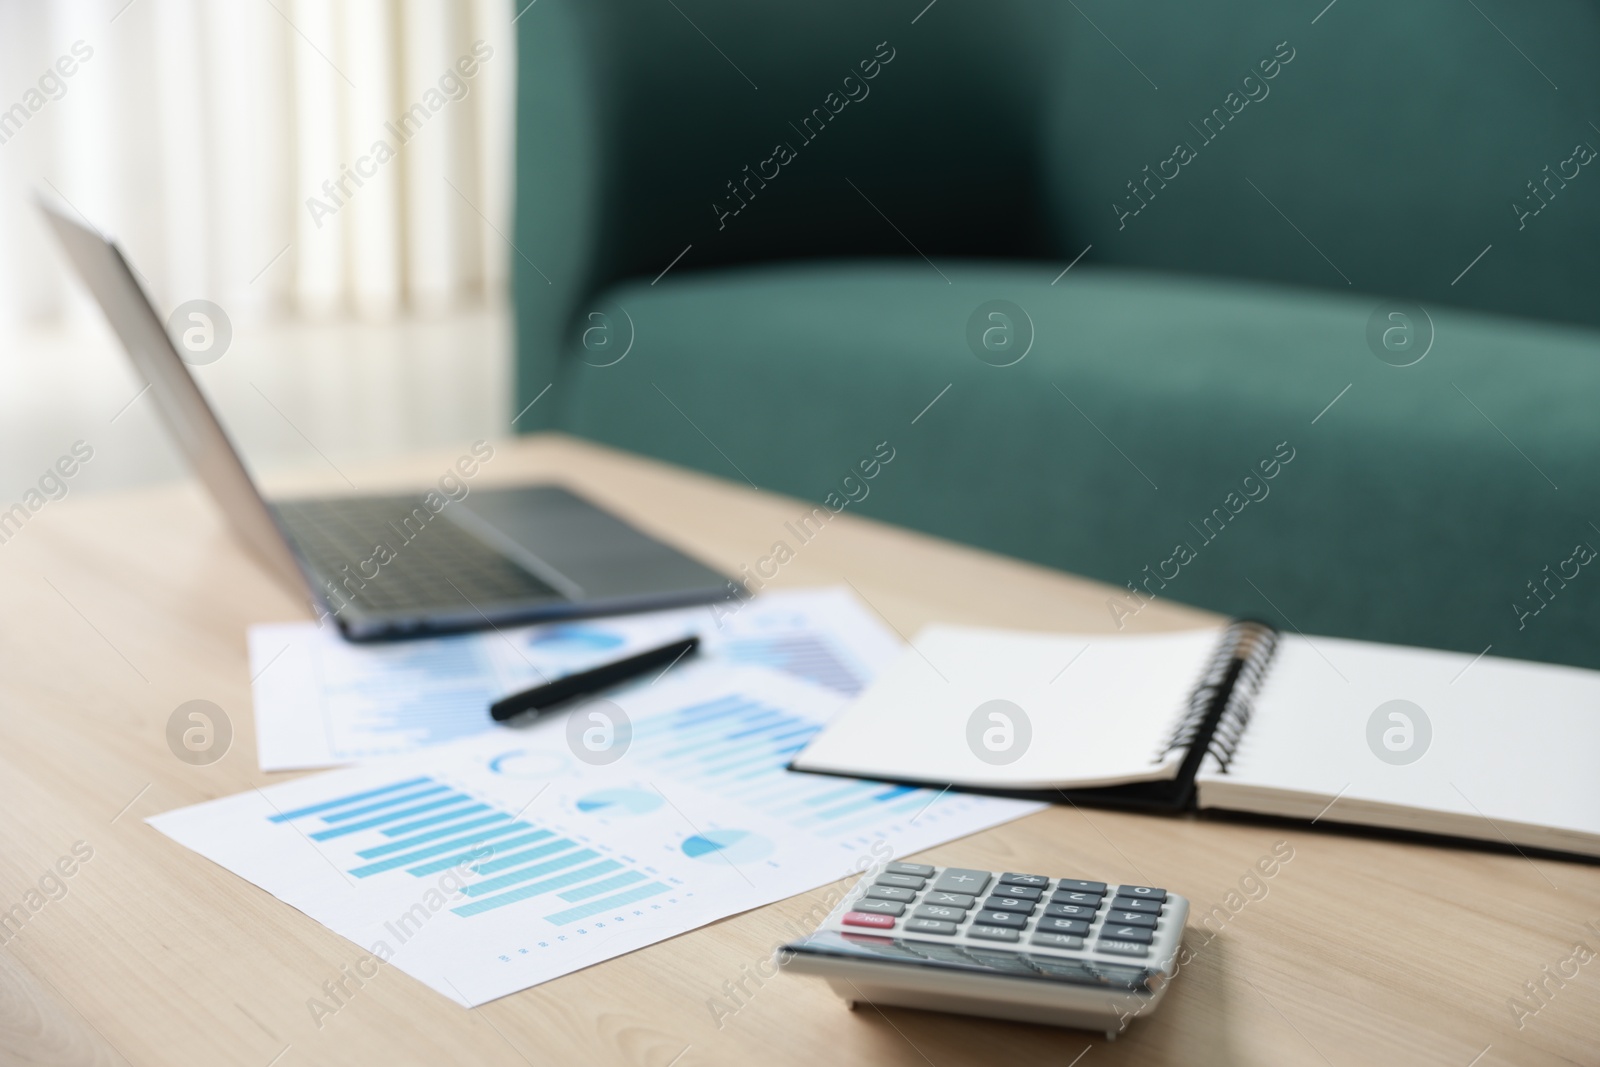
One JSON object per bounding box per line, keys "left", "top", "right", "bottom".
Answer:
{"left": 448, "top": 485, "right": 726, "bottom": 600}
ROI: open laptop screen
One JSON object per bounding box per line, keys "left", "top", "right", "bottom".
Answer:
{"left": 38, "top": 198, "right": 313, "bottom": 600}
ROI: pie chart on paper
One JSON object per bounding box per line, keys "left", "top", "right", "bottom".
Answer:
{"left": 485, "top": 749, "right": 568, "bottom": 779}
{"left": 575, "top": 787, "right": 663, "bottom": 816}
{"left": 681, "top": 829, "right": 774, "bottom": 864}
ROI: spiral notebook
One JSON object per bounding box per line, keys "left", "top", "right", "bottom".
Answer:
{"left": 790, "top": 622, "right": 1600, "bottom": 859}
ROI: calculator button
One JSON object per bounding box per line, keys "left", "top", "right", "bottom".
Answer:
{"left": 865, "top": 885, "right": 916, "bottom": 902}
{"left": 1117, "top": 885, "right": 1167, "bottom": 901}
{"left": 998, "top": 872, "right": 1050, "bottom": 887}
{"left": 1103, "top": 924, "right": 1154, "bottom": 943}
{"left": 983, "top": 896, "right": 1036, "bottom": 914}
{"left": 913, "top": 904, "right": 967, "bottom": 921}
{"left": 1055, "top": 879, "right": 1107, "bottom": 894}
{"left": 903, "top": 918, "right": 958, "bottom": 936}
{"left": 1106, "top": 910, "right": 1158, "bottom": 928}
{"left": 886, "top": 862, "right": 935, "bottom": 877}
{"left": 931, "top": 869, "right": 992, "bottom": 894}
{"left": 1044, "top": 903, "right": 1099, "bottom": 921}
{"left": 967, "top": 925, "right": 1021, "bottom": 943}
{"left": 924, "top": 892, "right": 976, "bottom": 908}
{"left": 875, "top": 873, "right": 927, "bottom": 890}
{"left": 1050, "top": 890, "right": 1103, "bottom": 907}
{"left": 972, "top": 910, "right": 1027, "bottom": 928}
{"left": 842, "top": 911, "right": 896, "bottom": 929}
{"left": 1096, "top": 938, "right": 1150, "bottom": 957}
{"left": 989, "top": 884, "right": 1041, "bottom": 901}
{"left": 853, "top": 899, "right": 906, "bottom": 916}
{"left": 1109, "top": 895, "right": 1161, "bottom": 913}
{"left": 1030, "top": 932, "right": 1086, "bottom": 950}
{"left": 1038, "top": 917, "right": 1091, "bottom": 935}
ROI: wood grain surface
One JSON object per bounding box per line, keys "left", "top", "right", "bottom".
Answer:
{"left": 0, "top": 434, "right": 1594, "bottom": 1067}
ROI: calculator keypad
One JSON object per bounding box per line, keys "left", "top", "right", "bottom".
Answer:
{"left": 830, "top": 866, "right": 1184, "bottom": 964}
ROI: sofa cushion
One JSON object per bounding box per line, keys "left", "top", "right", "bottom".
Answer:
{"left": 554, "top": 261, "right": 1600, "bottom": 668}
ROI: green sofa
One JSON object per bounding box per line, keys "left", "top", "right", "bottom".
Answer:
{"left": 512, "top": 0, "right": 1600, "bottom": 669}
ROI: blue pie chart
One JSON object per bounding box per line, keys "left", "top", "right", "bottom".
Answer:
{"left": 486, "top": 749, "right": 567, "bottom": 778}
{"left": 575, "top": 787, "right": 663, "bottom": 816}
{"left": 682, "top": 830, "right": 774, "bottom": 864}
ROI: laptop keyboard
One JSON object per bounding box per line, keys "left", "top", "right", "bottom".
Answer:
{"left": 273, "top": 496, "right": 562, "bottom": 613}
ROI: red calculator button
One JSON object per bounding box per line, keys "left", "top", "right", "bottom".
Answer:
{"left": 841, "top": 911, "right": 896, "bottom": 929}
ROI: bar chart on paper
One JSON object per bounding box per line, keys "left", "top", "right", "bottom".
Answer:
{"left": 612, "top": 690, "right": 976, "bottom": 844}
{"left": 150, "top": 666, "right": 1042, "bottom": 1005}
{"left": 266, "top": 776, "right": 676, "bottom": 925}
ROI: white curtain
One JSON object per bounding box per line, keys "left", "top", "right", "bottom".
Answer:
{"left": 0, "top": 0, "right": 517, "bottom": 330}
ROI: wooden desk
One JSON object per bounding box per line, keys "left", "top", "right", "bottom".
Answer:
{"left": 1, "top": 435, "right": 1595, "bottom": 1066}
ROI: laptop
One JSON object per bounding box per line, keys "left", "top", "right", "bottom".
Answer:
{"left": 40, "top": 200, "right": 736, "bottom": 641}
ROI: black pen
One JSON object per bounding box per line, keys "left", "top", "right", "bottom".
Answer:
{"left": 489, "top": 636, "right": 700, "bottom": 723}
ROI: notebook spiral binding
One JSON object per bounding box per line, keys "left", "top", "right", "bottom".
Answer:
{"left": 1155, "top": 620, "right": 1279, "bottom": 771}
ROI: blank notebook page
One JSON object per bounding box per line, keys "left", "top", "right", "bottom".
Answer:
{"left": 1197, "top": 635, "right": 1600, "bottom": 841}
{"left": 791, "top": 624, "right": 1224, "bottom": 790}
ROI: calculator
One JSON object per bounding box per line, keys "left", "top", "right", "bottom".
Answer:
{"left": 778, "top": 863, "right": 1188, "bottom": 1036}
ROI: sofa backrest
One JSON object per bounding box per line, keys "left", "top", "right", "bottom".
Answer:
{"left": 1041, "top": 0, "right": 1600, "bottom": 329}
{"left": 515, "top": 1, "right": 1061, "bottom": 292}
{"left": 515, "top": 0, "right": 1600, "bottom": 342}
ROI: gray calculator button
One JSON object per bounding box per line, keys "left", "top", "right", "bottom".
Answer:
{"left": 931, "top": 868, "right": 991, "bottom": 894}
{"left": 913, "top": 904, "right": 966, "bottom": 921}
{"left": 854, "top": 899, "right": 906, "bottom": 915}
{"left": 1051, "top": 890, "right": 1103, "bottom": 907}
{"left": 967, "top": 925, "right": 1021, "bottom": 943}
{"left": 865, "top": 885, "right": 916, "bottom": 902}
{"left": 1055, "top": 879, "right": 1107, "bottom": 894}
{"left": 903, "top": 918, "right": 958, "bottom": 936}
{"left": 998, "top": 872, "right": 1050, "bottom": 887}
{"left": 1044, "top": 903, "right": 1099, "bottom": 921}
{"left": 1030, "top": 932, "right": 1086, "bottom": 950}
{"left": 1038, "top": 917, "right": 1090, "bottom": 935}
{"left": 1109, "top": 895, "right": 1161, "bottom": 913}
{"left": 1116, "top": 885, "right": 1167, "bottom": 901}
{"left": 1103, "top": 924, "right": 1154, "bottom": 943}
{"left": 989, "top": 884, "right": 1041, "bottom": 900}
{"left": 983, "top": 896, "right": 1036, "bottom": 914}
{"left": 875, "top": 873, "right": 927, "bottom": 890}
{"left": 886, "top": 861, "right": 935, "bottom": 877}
{"left": 1107, "top": 910, "right": 1158, "bottom": 928}
{"left": 1096, "top": 938, "right": 1150, "bottom": 957}
{"left": 924, "top": 892, "right": 976, "bottom": 908}
{"left": 972, "top": 910, "right": 1027, "bottom": 928}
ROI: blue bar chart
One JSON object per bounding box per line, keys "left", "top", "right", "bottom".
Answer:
{"left": 618, "top": 691, "right": 941, "bottom": 838}
{"left": 267, "top": 775, "right": 673, "bottom": 925}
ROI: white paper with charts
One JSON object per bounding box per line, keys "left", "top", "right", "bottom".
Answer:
{"left": 149, "top": 666, "right": 1043, "bottom": 1006}
{"left": 248, "top": 586, "right": 901, "bottom": 770}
